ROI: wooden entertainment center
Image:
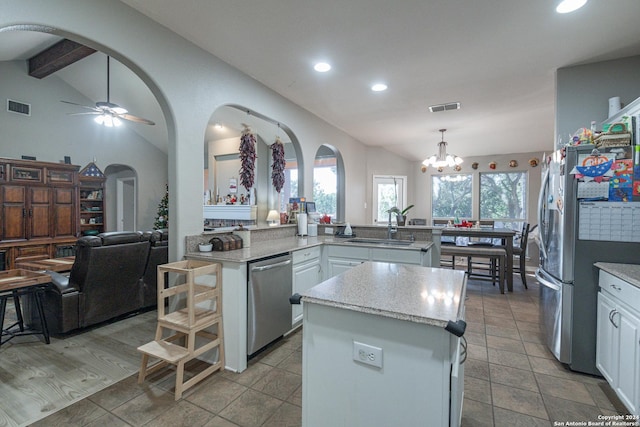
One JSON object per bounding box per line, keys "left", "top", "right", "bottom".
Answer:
{"left": 0, "top": 158, "right": 105, "bottom": 270}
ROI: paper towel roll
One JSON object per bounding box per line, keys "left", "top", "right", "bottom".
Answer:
{"left": 609, "top": 96, "right": 621, "bottom": 117}
{"left": 308, "top": 223, "right": 318, "bottom": 237}
{"left": 297, "top": 213, "right": 308, "bottom": 236}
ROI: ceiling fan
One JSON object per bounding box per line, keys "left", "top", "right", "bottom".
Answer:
{"left": 61, "top": 56, "right": 155, "bottom": 127}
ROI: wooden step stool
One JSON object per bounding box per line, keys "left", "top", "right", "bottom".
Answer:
{"left": 137, "top": 260, "right": 224, "bottom": 400}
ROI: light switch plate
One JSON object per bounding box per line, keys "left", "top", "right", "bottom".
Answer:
{"left": 324, "top": 227, "right": 333, "bottom": 235}
{"left": 353, "top": 341, "right": 383, "bottom": 368}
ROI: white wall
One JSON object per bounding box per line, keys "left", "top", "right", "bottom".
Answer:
{"left": 557, "top": 55, "right": 640, "bottom": 141}
{"left": 365, "top": 147, "right": 414, "bottom": 222}
{"left": 0, "top": 60, "right": 167, "bottom": 230}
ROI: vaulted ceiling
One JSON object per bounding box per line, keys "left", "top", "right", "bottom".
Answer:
{"left": 2, "top": 1, "right": 640, "bottom": 160}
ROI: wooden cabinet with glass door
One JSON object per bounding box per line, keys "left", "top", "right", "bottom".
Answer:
{"left": 78, "top": 162, "right": 106, "bottom": 235}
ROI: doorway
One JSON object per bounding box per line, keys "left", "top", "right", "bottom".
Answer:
{"left": 117, "top": 177, "right": 137, "bottom": 231}
{"left": 372, "top": 175, "right": 407, "bottom": 224}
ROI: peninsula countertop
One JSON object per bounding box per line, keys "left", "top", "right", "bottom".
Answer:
{"left": 301, "top": 261, "right": 466, "bottom": 327}
{"left": 594, "top": 262, "right": 640, "bottom": 289}
{"left": 186, "top": 236, "right": 434, "bottom": 264}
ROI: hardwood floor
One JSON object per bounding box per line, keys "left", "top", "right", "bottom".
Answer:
{"left": 0, "top": 307, "right": 157, "bottom": 426}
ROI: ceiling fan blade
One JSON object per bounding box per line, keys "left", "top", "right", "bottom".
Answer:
{"left": 69, "top": 112, "right": 101, "bottom": 116}
{"left": 120, "top": 113, "right": 155, "bottom": 126}
{"left": 61, "top": 100, "right": 99, "bottom": 111}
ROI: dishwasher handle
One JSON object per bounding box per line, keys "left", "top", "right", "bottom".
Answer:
{"left": 250, "top": 259, "right": 292, "bottom": 272}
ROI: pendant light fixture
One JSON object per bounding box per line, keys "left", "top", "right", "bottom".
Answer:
{"left": 422, "top": 129, "right": 463, "bottom": 169}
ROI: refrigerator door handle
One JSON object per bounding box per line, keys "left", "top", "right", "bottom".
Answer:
{"left": 537, "top": 167, "right": 550, "bottom": 261}
{"left": 535, "top": 268, "right": 560, "bottom": 291}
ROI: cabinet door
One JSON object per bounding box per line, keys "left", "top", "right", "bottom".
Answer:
{"left": 52, "top": 187, "right": 76, "bottom": 238}
{"left": 1, "top": 185, "right": 27, "bottom": 241}
{"left": 28, "top": 187, "right": 51, "bottom": 239}
{"left": 327, "top": 257, "right": 364, "bottom": 278}
{"left": 596, "top": 292, "right": 617, "bottom": 385}
{"left": 292, "top": 261, "right": 322, "bottom": 325}
{"left": 616, "top": 305, "right": 640, "bottom": 415}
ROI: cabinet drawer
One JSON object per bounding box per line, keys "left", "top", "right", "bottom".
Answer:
{"left": 15, "top": 245, "right": 49, "bottom": 259}
{"left": 600, "top": 270, "right": 640, "bottom": 310}
{"left": 292, "top": 246, "right": 321, "bottom": 264}
{"left": 325, "top": 245, "right": 369, "bottom": 260}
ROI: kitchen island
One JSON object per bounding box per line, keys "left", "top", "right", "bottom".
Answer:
{"left": 185, "top": 233, "right": 435, "bottom": 372}
{"left": 300, "top": 261, "right": 467, "bottom": 427}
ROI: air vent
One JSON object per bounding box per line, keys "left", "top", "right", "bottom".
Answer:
{"left": 429, "top": 102, "right": 460, "bottom": 113}
{"left": 7, "top": 99, "right": 31, "bottom": 116}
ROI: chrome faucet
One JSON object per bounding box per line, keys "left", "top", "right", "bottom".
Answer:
{"left": 387, "top": 208, "right": 397, "bottom": 239}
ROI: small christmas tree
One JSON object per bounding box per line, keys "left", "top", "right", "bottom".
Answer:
{"left": 154, "top": 184, "right": 169, "bottom": 230}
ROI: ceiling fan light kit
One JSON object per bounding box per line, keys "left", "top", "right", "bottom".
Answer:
{"left": 556, "top": 0, "right": 587, "bottom": 13}
{"left": 422, "top": 129, "right": 463, "bottom": 169}
{"left": 62, "top": 56, "right": 155, "bottom": 127}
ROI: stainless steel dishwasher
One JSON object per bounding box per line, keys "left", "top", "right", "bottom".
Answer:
{"left": 247, "top": 253, "right": 293, "bottom": 356}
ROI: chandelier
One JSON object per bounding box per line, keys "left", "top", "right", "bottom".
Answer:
{"left": 422, "top": 129, "right": 463, "bottom": 168}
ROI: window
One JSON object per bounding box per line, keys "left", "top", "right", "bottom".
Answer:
{"left": 431, "top": 174, "right": 472, "bottom": 220}
{"left": 279, "top": 159, "right": 298, "bottom": 213}
{"left": 373, "top": 176, "right": 406, "bottom": 224}
{"left": 480, "top": 172, "right": 527, "bottom": 229}
{"left": 313, "top": 148, "right": 337, "bottom": 218}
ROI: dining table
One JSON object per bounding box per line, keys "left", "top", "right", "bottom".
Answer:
{"left": 0, "top": 269, "right": 52, "bottom": 346}
{"left": 439, "top": 226, "right": 517, "bottom": 292}
{"left": 15, "top": 256, "right": 75, "bottom": 273}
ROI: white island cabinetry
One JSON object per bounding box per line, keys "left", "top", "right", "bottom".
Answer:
{"left": 324, "top": 243, "right": 431, "bottom": 279}
{"left": 301, "top": 262, "right": 467, "bottom": 427}
{"left": 595, "top": 264, "right": 640, "bottom": 416}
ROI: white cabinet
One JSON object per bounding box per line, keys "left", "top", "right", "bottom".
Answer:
{"left": 370, "top": 247, "right": 424, "bottom": 265}
{"left": 292, "top": 246, "right": 322, "bottom": 326}
{"left": 327, "top": 257, "right": 365, "bottom": 277}
{"left": 325, "top": 245, "right": 368, "bottom": 279}
{"left": 596, "top": 291, "right": 617, "bottom": 385}
{"left": 596, "top": 270, "right": 640, "bottom": 416}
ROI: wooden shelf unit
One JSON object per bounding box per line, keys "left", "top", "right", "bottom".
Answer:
{"left": 78, "top": 162, "right": 106, "bottom": 235}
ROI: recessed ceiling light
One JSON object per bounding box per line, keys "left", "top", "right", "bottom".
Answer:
{"left": 314, "top": 62, "right": 331, "bottom": 72}
{"left": 556, "top": 0, "right": 587, "bottom": 13}
{"left": 371, "top": 83, "right": 388, "bottom": 92}
{"left": 214, "top": 123, "right": 223, "bottom": 130}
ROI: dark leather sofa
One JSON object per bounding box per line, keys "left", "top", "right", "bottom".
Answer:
{"left": 142, "top": 228, "right": 168, "bottom": 308}
{"left": 43, "top": 230, "right": 168, "bottom": 334}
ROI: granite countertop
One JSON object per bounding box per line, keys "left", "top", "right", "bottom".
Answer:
{"left": 186, "top": 236, "right": 433, "bottom": 263}
{"left": 301, "top": 261, "right": 466, "bottom": 327}
{"left": 594, "top": 262, "right": 640, "bottom": 289}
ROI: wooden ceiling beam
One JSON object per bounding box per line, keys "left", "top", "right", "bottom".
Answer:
{"left": 28, "top": 39, "right": 96, "bottom": 79}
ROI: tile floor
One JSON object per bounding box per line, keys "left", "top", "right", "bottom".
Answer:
{"left": 30, "top": 273, "right": 628, "bottom": 427}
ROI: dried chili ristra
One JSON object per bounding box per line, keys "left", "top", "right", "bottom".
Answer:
{"left": 239, "top": 126, "right": 256, "bottom": 191}
{"left": 271, "top": 137, "right": 285, "bottom": 193}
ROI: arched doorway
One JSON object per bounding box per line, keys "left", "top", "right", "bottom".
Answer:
{"left": 104, "top": 164, "right": 137, "bottom": 231}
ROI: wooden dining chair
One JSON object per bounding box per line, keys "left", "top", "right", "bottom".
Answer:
{"left": 512, "top": 223, "right": 532, "bottom": 289}
{"left": 433, "top": 219, "right": 455, "bottom": 268}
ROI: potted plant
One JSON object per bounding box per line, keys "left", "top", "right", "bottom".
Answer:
{"left": 388, "top": 204, "right": 414, "bottom": 226}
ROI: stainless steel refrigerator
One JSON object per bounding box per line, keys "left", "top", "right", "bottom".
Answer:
{"left": 536, "top": 144, "right": 640, "bottom": 376}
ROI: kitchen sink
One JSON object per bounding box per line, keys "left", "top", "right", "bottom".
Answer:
{"left": 345, "top": 238, "right": 414, "bottom": 246}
